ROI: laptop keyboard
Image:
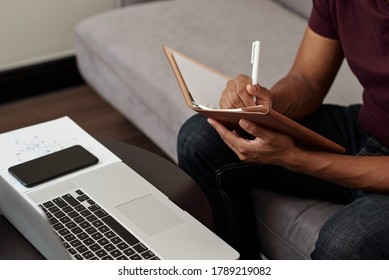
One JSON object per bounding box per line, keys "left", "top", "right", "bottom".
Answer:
{"left": 39, "top": 189, "right": 159, "bottom": 260}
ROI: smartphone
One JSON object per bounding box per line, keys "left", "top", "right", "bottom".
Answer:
{"left": 8, "top": 145, "right": 99, "bottom": 187}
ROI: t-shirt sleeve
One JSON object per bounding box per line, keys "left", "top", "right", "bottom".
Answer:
{"left": 308, "top": 0, "right": 339, "bottom": 39}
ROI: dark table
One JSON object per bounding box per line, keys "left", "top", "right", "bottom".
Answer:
{"left": 0, "top": 140, "right": 213, "bottom": 259}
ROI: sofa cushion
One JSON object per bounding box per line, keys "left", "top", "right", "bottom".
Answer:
{"left": 250, "top": 189, "right": 343, "bottom": 259}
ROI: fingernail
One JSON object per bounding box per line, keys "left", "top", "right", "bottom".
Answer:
{"left": 239, "top": 119, "right": 249, "bottom": 128}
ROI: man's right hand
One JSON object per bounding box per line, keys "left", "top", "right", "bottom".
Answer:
{"left": 219, "top": 74, "right": 273, "bottom": 109}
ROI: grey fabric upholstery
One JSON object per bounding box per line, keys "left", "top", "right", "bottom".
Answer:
{"left": 75, "top": 0, "right": 362, "bottom": 259}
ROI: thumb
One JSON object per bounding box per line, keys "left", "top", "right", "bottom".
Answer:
{"left": 246, "top": 84, "right": 272, "bottom": 108}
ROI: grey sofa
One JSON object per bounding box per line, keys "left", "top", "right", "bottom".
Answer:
{"left": 75, "top": 0, "right": 363, "bottom": 259}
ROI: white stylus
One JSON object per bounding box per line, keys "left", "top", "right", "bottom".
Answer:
{"left": 251, "top": 41, "right": 261, "bottom": 85}
{"left": 251, "top": 41, "right": 260, "bottom": 103}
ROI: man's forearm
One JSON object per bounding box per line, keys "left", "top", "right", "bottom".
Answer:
{"left": 288, "top": 150, "right": 389, "bottom": 193}
{"left": 270, "top": 73, "right": 325, "bottom": 120}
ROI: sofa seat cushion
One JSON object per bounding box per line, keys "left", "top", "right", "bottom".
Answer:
{"left": 250, "top": 189, "right": 343, "bottom": 259}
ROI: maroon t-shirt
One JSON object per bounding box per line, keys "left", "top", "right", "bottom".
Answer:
{"left": 308, "top": 0, "right": 389, "bottom": 147}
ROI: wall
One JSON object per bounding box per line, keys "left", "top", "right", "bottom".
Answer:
{"left": 0, "top": 0, "right": 116, "bottom": 72}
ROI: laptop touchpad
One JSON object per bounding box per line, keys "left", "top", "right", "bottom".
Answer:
{"left": 116, "top": 194, "right": 185, "bottom": 236}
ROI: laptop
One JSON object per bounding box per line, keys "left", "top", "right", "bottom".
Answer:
{"left": 0, "top": 121, "right": 239, "bottom": 260}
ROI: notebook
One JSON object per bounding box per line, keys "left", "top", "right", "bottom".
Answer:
{"left": 163, "top": 45, "right": 345, "bottom": 154}
{"left": 0, "top": 117, "right": 239, "bottom": 260}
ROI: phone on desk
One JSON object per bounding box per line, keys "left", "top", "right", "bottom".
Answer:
{"left": 8, "top": 145, "right": 99, "bottom": 187}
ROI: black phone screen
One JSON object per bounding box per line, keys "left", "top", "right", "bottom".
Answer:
{"left": 8, "top": 145, "right": 99, "bottom": 187}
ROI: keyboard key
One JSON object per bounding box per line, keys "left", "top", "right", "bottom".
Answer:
{"left": 76, "top": 190, "right": 84, "bottom": 195}
{"left": 53, "top": 223, "right": 64, "bottom": 231}
{"left": 62, "top": 194, "right": 80, "bottom": 207}
{"left": 129, "top": 254, "right": 142, "bottom": 260}
{"left": 53, "top": 211, "right": 65, "bottom": 219}
{"left": 64, "top": 234, "right": 76, "bottom": 242}
{"left": 111, "top": 237, "right": 123, "bottom": 245}
{"left": 48, "top": 206, "right": 60, "bottom": 214}
{"left": 85, "top": 227, "right": 97, "bottom": 235}
{"left": 88, "top": 204, "right": 100, "bottom": 212}
{"left": 133, "top": 243, "right": 147, "bottom": 254}
{"left": 70, "top": 239, "right": 82, "bottom": 248}
{"left": 43, "top": 201, "right": 54, "bottom": 208}
{"left": 90, "top": 244, "right": 101, "bottom": 252}
{"left": 65, "top": 221, "right": 77, "bottom": 229}
{"left": 62, "top": 206, "right": 73, "bottom": 213}
{"left": 141, "top": 251, "right": 156, "bottom": 259}
{"left": 104, "top": 231, "right": 116, "bottom": 239}
{"left": 97, "top": 238, "right": 109, "bottom": 246}
{"left": 83, "top": 238, "right": 95, "bottom": 246}
{"left": 95, "top": 209, "right": 108, "bottom": 218}
{"left": 102, "top": 216, "right": 139, "bottom": 246}
{"left": 53, "top": 197, "right": 68, "bottom": 208}
{"left": 48, "top": 217, "right": 59, "bottom": 225}
{"left": 80, "top": 209, "right": 92, "bottom": 217}
{"left": 110, "top": 250, "right": 122, "bottom": 258}
{"left": 117, "top": 242, "right": 129, "bottom": 250}
{"left": 87, "top": 199, "right": 96, "bottom": 205}
{"left": 77, "top": 194, "right": 89, "bottom": 202}
{"left": 67, "top": 248, "right": 76, "bottom": 255}
{"left": 95, "top": 249, "right": 108, "bottom": 258}
{"left": 58, "top": 228, "right": 71, "bottom": 236}
{"left": 79, "top": 221, "right": 91, "bottom": 229}
{"left": 103, "top": 244, "right": 115, "bottom": 252}
{"left": 71, "top": 226, "right": 83, "bottom": 235}
{"left": 82, "top": 251, "right": 95, "bottom": 259}
{"left": 75, "top": 205, "right": 86, "bottom": 212}
{"left": 123, "top": 248, "right": 136, "bottom": 256}
{"left": 98, "top": 225, "right": 109, "bottom": 233}
{"left": 77, "top": 232, "right": 89, "bottom": 240}
{"left": 59, "top": 216, "right": 71, "bottom": 224}
{"left": 92, "top": 220, "right": 103, "bottom": 228}
{"left": 68, "top": 211, "right": 79, "bottom": 219}
{"left": 74, "top": 254, "right": 83, "bottom": 260}
{"left": 73, "top": 216, "right": 85, "bottom": 224}
{"left": 86, "top": 215, "right": 98, "bottom": 223}
{"left": 76, "top": 245, "right": 88, "bottom": 254}
{"left": 91, "top": 232, "right": 103, "bottom": 241}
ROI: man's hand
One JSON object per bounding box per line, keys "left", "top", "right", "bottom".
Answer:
{"left": 207, "top": 118, "right": 299, "bottom": 167}
{"left": 220, "top": 75, "right": 273, "bottom": 109}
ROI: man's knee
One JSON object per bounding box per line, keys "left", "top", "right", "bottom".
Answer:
{"left": 178, "top": 114, "right": 225, "bottom": 164}
{"left": 312, "top": 194, "right": 389, "bottom": 259}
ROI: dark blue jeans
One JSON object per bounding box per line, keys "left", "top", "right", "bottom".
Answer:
{"left": 177, "top": 104, "right": 389, "bottom": 259}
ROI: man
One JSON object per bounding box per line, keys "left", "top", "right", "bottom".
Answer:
{"left": 177, "top": 0, "right": 389, "bottom": 259}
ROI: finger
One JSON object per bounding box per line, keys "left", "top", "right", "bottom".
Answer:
{"left": 207, "top": 118, "right": 246, "bottom": 151}
{"left": 227, "top": 81, "right": 248, "bottom": 108}
{"left": 246, "top": 84, "right": 272, "bottom": 108}
{"left": 220, "top": 76, "right": 256, "bottom": 108}
{"left": 239, "top": 119, "right": 265, "bottom": 140}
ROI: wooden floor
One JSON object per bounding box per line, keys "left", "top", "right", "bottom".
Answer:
{"left": 0, "top": 85, "right": 170, "bottom": 160}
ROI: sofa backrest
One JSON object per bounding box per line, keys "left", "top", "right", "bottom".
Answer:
{"left": 120, "top": 0, "right": 313, "bottom": 20}
{"left": 273, "top": 0, "right": 312, "bottom": 19}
